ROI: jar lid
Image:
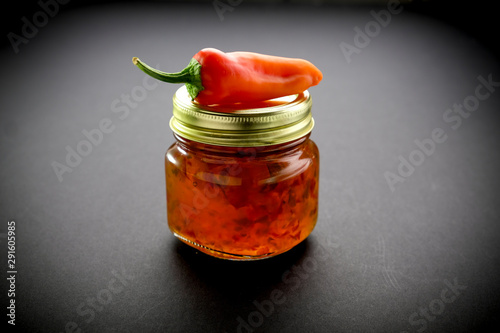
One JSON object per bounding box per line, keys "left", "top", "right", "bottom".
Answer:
{"left": 170, "top": 86, "right": 314, "bottom": 147}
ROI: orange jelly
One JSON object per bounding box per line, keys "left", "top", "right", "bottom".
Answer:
{"left": 165, "top": 86, "right": 320, "bottom": 260}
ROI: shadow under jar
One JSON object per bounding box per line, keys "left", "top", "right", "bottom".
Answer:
{"left": 165, "top": 86, "right": 320, "bottom": 260}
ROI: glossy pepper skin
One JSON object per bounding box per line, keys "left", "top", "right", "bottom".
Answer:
{"left": 132, "top": 48, "right": 322, "bottom": 105}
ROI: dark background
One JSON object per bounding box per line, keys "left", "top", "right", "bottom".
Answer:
{"left": 1, "top": 0, "right": 500, "bottom": 332}
{"left": 2, "top": 0, "right": 500, "bottom": 59}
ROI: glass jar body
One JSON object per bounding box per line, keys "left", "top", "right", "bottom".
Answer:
{"left": 165, "top": 134, "right": 319, "bottom": 260}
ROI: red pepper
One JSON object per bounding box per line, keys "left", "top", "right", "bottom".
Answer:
{"left": 132, "top": 48, "right": 322, "bottom": 105}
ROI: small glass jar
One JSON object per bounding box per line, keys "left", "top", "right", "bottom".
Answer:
{"left": 165, "top": 86, "right": 320, "bottom": 260}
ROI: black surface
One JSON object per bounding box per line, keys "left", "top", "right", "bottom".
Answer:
{"left": 1, "top": 1, "right": 500, "bottom": 332}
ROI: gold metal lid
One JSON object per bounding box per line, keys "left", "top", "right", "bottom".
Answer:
{"left": 170, "top": 86, "right": 314, "bottom": 147}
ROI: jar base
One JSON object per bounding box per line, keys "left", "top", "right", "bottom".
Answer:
{"left": 173, "top": 232, "right": 293, "bottom": 261}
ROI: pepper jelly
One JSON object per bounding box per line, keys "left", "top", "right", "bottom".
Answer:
{"left": 165, "top": 86, "right": 320, "bottom": 260}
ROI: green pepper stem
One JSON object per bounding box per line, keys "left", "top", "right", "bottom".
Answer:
{"left": 132, "top": 57, "right": 204, "bottom": 100}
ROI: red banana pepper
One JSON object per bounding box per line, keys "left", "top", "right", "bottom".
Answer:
{"left": 132, "top": 48, "right": 322, "bottom": 105}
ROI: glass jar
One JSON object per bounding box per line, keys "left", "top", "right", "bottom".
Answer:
{"left": 165, "top": 86, "right": 320, "bottom": 260}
